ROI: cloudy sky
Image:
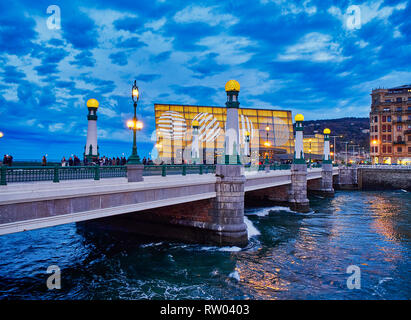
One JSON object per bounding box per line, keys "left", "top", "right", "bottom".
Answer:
{"left": 0, "top": 0, "right": 410, "bottom": 160}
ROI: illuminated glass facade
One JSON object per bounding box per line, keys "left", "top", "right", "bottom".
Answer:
{"left": 303, "top": 134, "right": 324, "bottom": 160}
{"left": 154, "top": 104, "right": 294, "bottom": 164}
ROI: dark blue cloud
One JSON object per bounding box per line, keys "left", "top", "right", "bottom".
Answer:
{"left": 0, "top": 66, "right": 26, "bottom": 84}
{"left": 34, "top": 63, "right": 59, "bottom": 76}
{"left": 117, "top": 37, "right": 147, "bottom": 49}
{"left": 113, "top": 17, "right": 144, "bottom": 32}
{"left": 188, "top": 53, "right": 228, "bottom": 78}
{"left": 170, "top": 85, "right": 217, "bottom": 104}
{"left": 150, "top": 51, "right": 171, "bottom": 63}
{"left": 0, "top": 2, "right": 37, "bottom": 55}
{"left": 109, "top": 51, "right": 128, "bottom": 66}
{"left": 70, "top": 51, "right": 96, "bottom": 67}
{"left": 137, "top": 74, "right": 161, "bottom": 82}
{"left": 62, "top": 10, "right": 98, "bottom": 49}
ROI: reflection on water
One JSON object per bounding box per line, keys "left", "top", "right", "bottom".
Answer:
{"left": 0, "top": 190, "right": 410, "bottom": 300}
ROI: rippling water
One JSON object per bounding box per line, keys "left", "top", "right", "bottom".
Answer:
{"left": 0, "top": 190, "right": 410, "bottom": 300}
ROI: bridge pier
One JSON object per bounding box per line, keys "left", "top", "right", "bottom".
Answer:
{"left": 288, "top": 163, "right": 310, "bottom": 212}
{"left": 213, "top": 164, "right": 248, "bottom": 246}
{"left": 319, "top": 163, "right": 335, "bottom": 196}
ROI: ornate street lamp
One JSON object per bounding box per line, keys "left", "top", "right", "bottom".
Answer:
{"left": 128, "top": 80, "right": 141, "bottom": 164}
{"left": 0, "top": 131, "right": 3, "bottom": 139}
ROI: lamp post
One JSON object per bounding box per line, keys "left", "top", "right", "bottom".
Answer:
{"left": 244, "top": 130, "right": 250, "bottom": 157}
{"left": 128, "top": 80, "right": 141, "bottom": 164}
{"left": 308, "top": 138, "right": 312, "bottom": 168}
{"left": 330, "top": 135, "right": 342, "bottom": 162}
{"left": 343, "top": 141, "right": 349, "bottom": 164}
{"left": 351, "top": 144, "right": 359, "bottom": 163}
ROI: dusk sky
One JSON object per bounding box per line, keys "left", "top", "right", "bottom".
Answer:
{"left": 0, "top": 0, "right": 410, "bottom": 160}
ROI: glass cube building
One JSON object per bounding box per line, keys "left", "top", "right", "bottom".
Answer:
{"left": 154, "top": 104, "right": 294, "bottom": 164}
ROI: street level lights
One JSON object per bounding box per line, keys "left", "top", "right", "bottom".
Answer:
{"left": 128, "top": 80, "right": 141, "bottom": 164}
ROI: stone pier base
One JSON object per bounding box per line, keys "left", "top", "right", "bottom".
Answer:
{"left": 319, "top": 163, "right": 335, "bottom": 196}
{"left": 336, "top": 166, "right": 358, "bottom": 190}
{"left": 80, "top": 164, "right": 248, "bottom": 247}
{"left": 288, "top": 163, "right": 310, "bottom": 212}
{"left": 308, "top": 163, "right": 335, "bottom": 197}
{"left": 213, "top": 164, "right": 248, "bottom": 246}
{"left": 126, "top": 164, "right": 144, "bottom": 182}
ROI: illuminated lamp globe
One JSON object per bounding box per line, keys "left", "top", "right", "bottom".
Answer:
{"left": 126, "top": 120, "right": 135, "bottom": 129}
{"left": 323, "top": 128, "right": 331, "bottom": 134}
{"left": 225, "top": 80, "right": 240, "bottom": 92}
{"left": 136, "top": 121, "right": 143, "bottom": 130}
{"left": 192, "top": 120, "right": 199, "bottom": 127}
{"left": 87, "top": 98, "right": 99, "bottom": 109}
{"left": 294, "top": 114, "right": 304, "bottom": 122}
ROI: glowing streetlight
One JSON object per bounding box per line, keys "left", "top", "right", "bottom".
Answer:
{"left": 128, "top": 80, "right": 141, "bottom": 164}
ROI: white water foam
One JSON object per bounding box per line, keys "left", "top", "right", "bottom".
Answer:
{"left": 229, "top": 270, "right": 240, "bottom": 281}
{"left": 244, "top": 216, "right": 261, "bottom": 238}
{"left": 247, "top": 206, "right": 295, "bottom": 217}
{"left": 219, "top": 246, "right": 242, "bottom": 252}
{"left": 140, "top": 242, "right": 163, "bottom": 248}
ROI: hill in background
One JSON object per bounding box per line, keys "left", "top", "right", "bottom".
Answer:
{"left": 302, "top": 117, "right": 370, "bottom": 152}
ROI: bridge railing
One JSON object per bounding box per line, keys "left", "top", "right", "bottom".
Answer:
{"left": 143, "top": 164, "right": 216, "bottom": 177}
{"left": 0, "top": 165, "right": 127, "bottom": 185}
{"left": 0, "top": 164, "right": 217, "bottom": 185}
{"left": 356, "top": 164, "right": 411, "bottom": 169}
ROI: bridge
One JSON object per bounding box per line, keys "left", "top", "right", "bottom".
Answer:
{"left": 0, "top": 163, "right": 339, "bottom": 246}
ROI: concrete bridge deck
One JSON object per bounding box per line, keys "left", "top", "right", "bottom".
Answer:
{"left": 0, "top": 167, "right": 338, "bottom": 238}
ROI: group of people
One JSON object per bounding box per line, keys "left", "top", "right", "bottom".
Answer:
{"left": 60, "top": 155, "right": 82, "bottom": 167}
{"left": 97, "top": 156, "right": 128, "bottom": 166}
{"left": 142, "top": 157, "right": 154, "bottom": 165}
{"left": 2, "top": 154, "right": 13, "bottom": 166}
{"left": 60, "top": 155, "right": 133, "bottom": 167}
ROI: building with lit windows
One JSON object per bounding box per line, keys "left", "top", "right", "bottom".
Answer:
{"left": 154, "top": 104, "right": 294, "bottom": 164}
{"left": 370, "top": 85, "right": 411, "bottom": 164}
{"left": 303, "top": 134, "right": 324, "bottom": 162}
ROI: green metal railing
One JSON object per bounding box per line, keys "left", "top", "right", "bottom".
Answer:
{"left": 143, "top": 164, "right": 216, "bottom": 177}
{"left": 251, "top": 164, "right": 291, "bottom": 171}
{"left": 0, "top": 162, "right": 300, "bottom": 185}
{"left": 1, "top": 165, "right": 126, "bottom": 185}
{"left": 0, "top": 164, "right": 217, "bottom": 185}
{"left": 310, "top": 163, "right": 322, "bottom": 168}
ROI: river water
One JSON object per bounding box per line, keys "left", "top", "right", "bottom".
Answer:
{"left": 0, "top": 190, "right": 410, "bottom": 300}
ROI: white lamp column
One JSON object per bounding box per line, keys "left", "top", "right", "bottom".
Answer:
{"left": 224, "top": 80, "right": 241, "bottom": 164}
{"left": 84, "top": 98, "right": 99, "bottom": 161}
{"left": 293, "top": 114, "right": 305, "bottom": 164}
{"left": 191, "top": 120, "right": 200, "bottom": 164}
